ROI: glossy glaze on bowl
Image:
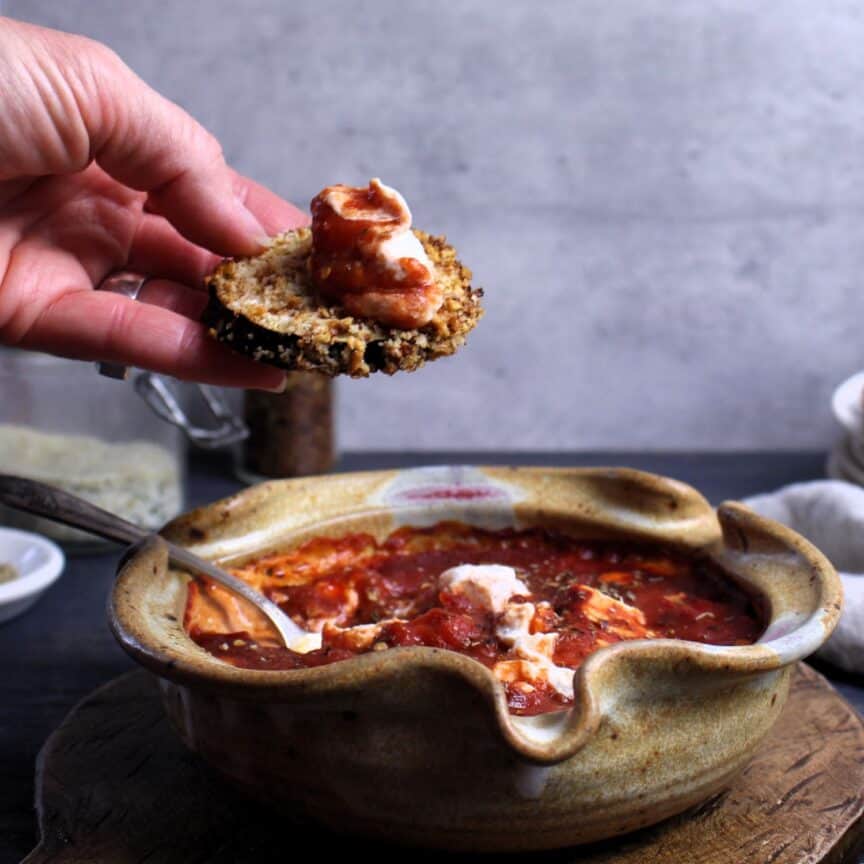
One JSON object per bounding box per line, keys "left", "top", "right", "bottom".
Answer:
{"left": 109, "top": 466, "right": 842, "bottom": 851}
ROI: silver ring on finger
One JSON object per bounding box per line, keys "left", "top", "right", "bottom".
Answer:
{"left": 93, "top": 271, "right": 151, "bottom": 380}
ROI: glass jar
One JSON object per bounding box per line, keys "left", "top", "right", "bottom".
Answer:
{"left": 0, "top": 349, "right": 189, "bottom": 552}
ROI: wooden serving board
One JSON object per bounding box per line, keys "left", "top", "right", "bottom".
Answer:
{"left": 23, "top": 664, "right": 864, "bottom": 864}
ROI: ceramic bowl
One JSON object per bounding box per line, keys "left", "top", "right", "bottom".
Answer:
{"left": 109, "top": 466, "right": 841, "bottom": 852}
{"left": 0, "top": 526, "right": 64, "bottom": 623}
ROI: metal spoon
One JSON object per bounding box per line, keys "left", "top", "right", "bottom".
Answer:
{"left": 0, "top": 474, "right": 306, "bottom": 648}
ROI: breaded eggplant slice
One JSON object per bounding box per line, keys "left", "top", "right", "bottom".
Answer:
{"left": 203, "top": 228, "right": 483, "bottom": 378}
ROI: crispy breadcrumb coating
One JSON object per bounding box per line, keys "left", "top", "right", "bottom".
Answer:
{"left": 203, "top": 228, "right": 483, "bottom": 377}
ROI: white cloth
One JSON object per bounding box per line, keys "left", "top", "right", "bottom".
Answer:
{"left": 744, "top": 480, "right": 864, "bottom": 674}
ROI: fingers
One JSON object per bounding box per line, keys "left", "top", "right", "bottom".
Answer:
{"left": 138, "top": 278, "right": 209, "bottom": 321}
{"left": 19, "top": 288, "right": 286, "bottom": 390}
{"left": 231, "top": 172, "right": 310, "bottom": 234}
{"left": 93, "top": 70, "right": 308, "bottom": 256}
{"left": 1, "top": 17, "right": 309, "bottom": 260}
{"left": 127, "top": 214, "right": 220, "bottom": 287}
{"left": 4, "top": 20, "right": 302, "bottom": 257}
{"left": 89, "top": 60, "right": 267, "bottom": 257}
{"left": 0, "top": 230, "right": 283, "bottom": 389}
{"left": 127, "top": 176, "right": 309, "bottom": 290}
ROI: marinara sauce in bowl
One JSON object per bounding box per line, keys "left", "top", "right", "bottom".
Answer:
{"left": 111, "top": 466, "right": 841, "bottom": 851}
{"left": 185, "top": 523, "right": 764, "bottom": 717}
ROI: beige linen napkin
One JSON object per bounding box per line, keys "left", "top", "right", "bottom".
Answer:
{"left": 744, "top": 480, "right": 863, "bottom": 674}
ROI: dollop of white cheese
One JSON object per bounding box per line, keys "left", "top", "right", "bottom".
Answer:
{"left": 322, "top": 178, "right": 410, "bottom": 224}
{"left": 289, "top": 631, "right": 323, "bottom": 654}
{"left": 439, "top": 563, "right": 576, "bottom": 701}
{"left": 440, "top": 563, "right": 530, "bottom": 613}
{"left": 322, "top": 178, "right": 433, "bottom": 280}
{"left": 377, "top": 229, "right": 432, "bottom": 280}
{"left": 496, "top": 600, "right": 576, "bottom": 700}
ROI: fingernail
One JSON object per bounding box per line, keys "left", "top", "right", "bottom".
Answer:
{"left": 233, "top": 198, "right": 271, "bottom": 251}
{"left": 264, "top": 374, "right": 289, "bottom": 394}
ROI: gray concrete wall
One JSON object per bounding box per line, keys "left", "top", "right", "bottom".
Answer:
{"left": 6, "top": 0, "right": 863, "bottom": 450}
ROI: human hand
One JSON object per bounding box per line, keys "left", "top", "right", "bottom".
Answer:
{"left": 0, "top": 17, "right": 307, "bottom": 388}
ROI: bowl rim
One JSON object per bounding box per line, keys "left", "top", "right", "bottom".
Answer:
{"left": 109, "top": 465, "right": 843, "bottom": 763}
{"left": 0, "top": 525, "right": 65, "bottom": 604}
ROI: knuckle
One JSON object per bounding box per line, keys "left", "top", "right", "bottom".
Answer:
{"left": 77, "top": 35, "right": 124, "bottom": 75}
{"left": 0, "top": 269, "right": 41, "bottom": 346}
{"left": 175, "top": 319, "right": 203, "bottom": 358}
{"left": 196, "top": 127, "right": 225, "bottom": 166}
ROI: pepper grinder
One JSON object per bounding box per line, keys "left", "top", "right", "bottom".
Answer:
{"left": 237, "top": 373, "right": 335, "bottom": 482}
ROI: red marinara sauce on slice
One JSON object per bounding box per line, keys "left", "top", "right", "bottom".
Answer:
{"left": 185, "top": 523, "right": 764, "bottom": 716}
{"left": 309, "top": 179, "right": 442, "bottom": 328}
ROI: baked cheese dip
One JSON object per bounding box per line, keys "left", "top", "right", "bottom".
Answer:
{"left": 204, "top": 180, "right": 483, "bottom": 377}
{"left": 185, "top": 523, "right": 763, "bottom": 715}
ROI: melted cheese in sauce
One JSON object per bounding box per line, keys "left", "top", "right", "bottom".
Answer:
{"left": 283, "top": 564, "right": 654, "bottom": 696}
{"left": 441, "top": 564, "right": 654, "bottom": 701}
{"left": 440, "top": 563, "right": 529, "bottom": 612}
{"left": 441, "top": 564, "right": 570, "bottom": 700}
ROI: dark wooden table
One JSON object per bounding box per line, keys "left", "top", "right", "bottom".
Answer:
{"left": 2, "top": 451, "right": 862, "bottom": 863}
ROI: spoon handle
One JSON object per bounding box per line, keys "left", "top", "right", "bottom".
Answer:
{"left": 0, "top": 474, "right": 305, "bottom": 647}
{"left": 0, "top": 474, "right": 145, "bottom": 545}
